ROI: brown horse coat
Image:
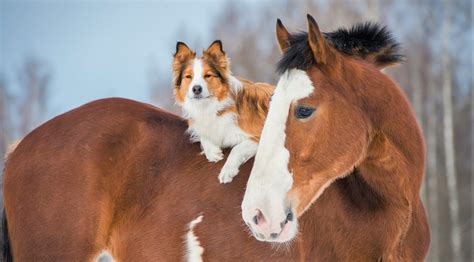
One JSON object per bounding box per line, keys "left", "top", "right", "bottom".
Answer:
{"left": 3, "top": 97, "right": 429, "bottom": 261}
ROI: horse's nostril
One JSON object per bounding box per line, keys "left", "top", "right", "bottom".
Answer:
{"left": 286, "top": 211, "right": 294, "bottom": 222}
{"left": 281, "top": 211, "right": 294, "bottom": 229}
{"left": 253, "top": 209, "right": 265, "bottom": 226}
{"left": 253, "top": 215, "right": 258, "bottom": 225}
{"left": 270, "top": 233, "right": 279, "bottom": 239}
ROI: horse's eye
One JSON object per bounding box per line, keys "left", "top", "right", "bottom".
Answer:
{"left": 295, "top": 105, "right": 315, "bottom": 119}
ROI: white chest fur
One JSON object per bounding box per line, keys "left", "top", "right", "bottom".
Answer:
{"left": 182, "top": 97, "right": 249, "bottom": 148}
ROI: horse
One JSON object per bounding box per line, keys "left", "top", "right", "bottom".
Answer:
{"left": 241, "top": 15, "right": 430, "bottom": 260}
{"left": 2, "top": 15, "right": 429, "bottom": 261}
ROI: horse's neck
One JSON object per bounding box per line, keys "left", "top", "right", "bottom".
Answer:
{"left": 298, "top": 139, "right": 420, "bottom": 259}
{"left": 358, "top": 133, "right": 419, "bottom": 206}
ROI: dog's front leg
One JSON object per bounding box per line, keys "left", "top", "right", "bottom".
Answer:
{"left": 219, "top": 139, "right": 258, "bottom": 184}
{"left": 200, "top": 137, "right": 224, "bottom": 162}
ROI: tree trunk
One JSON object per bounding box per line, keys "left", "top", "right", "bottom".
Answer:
{"left": 441, "top": 1, "right": 460, "bottom": 260}
{"left": 425, "top": 64, "right": 439, "bottom": 261}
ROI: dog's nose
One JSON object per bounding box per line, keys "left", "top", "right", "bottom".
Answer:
{"left": 192, "top": 85, "right": 202, "bottom": 95}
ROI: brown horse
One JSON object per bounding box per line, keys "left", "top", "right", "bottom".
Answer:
{"left": 241, "top": 15, "right": 430, "bottom": 260}
{"left": 2, "top": 16, "right": 429, "bottom": 261}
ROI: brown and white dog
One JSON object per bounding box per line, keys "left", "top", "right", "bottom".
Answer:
{"left": 172, "top": 40, "right": 274, "bottom": 183}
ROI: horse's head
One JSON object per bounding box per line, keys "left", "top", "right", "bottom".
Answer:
{"left": 241, "top": 15, "right": 404, "bottom": 242}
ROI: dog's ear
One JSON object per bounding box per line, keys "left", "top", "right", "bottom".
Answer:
{"left": 174, "top": 42, "right": 195, "bottom": 61}
{"left": 204, "top": 40, "right": 225, "bottom": 59}
{"left": 172, "top": 42, "right": 195, "bottom": 89}
{"left": 203, "top": 40, "right": 229, "bottom": 75}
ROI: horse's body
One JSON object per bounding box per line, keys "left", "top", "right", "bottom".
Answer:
{"left": 3, "top": 98, "right": 429, "bottom": 261}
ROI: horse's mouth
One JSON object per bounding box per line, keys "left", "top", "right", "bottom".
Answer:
{"left": 244, "top": 210, "right": 297, "bottom": 243}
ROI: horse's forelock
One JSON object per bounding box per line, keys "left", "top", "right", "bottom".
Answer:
{"left": 276, "top": 22, "right": 404, "bottom": 73}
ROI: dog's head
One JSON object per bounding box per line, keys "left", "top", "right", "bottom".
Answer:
{"left": 173, "top": 40, "right": 232, "bottom": 105}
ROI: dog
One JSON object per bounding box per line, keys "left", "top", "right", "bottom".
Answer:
{"left": 172, "top": 40, "right": 274, "bottom": 183}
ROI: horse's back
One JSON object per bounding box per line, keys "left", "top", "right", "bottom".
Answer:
{"left": 3, "top": 98, "right": 302, "bottom": 261}
{"left": 3, "top": 98, "right": 189, "bottom": 261}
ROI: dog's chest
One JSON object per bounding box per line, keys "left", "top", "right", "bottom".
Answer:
{"left": 189, "top": 113, "right": 248, "bottom": 148}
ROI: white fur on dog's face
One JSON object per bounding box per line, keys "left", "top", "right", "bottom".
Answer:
{"left": 186, "top": 58, "right": 211, "bottom": 100}
{"left": 174, "top": 57, "right": 230, "bottom": 106}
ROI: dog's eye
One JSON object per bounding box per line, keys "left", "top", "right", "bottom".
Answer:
{"left": 185, "top": 75, "right": 192, "bottom": 79}
{"left": 204, "top": 74, "right": 212, "bottom": 79}
{"left": 295, "top": 105, "right": 315, "bottom": 119}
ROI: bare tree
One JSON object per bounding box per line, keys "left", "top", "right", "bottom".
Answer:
{"left": 148, "top": 61, "right": 178, "bottom": 113}
{"left": 441, "top": 1, "right": 461, "bottom": 261}
{"left": 17, "top": 58, "right": 50, "bottom": 135}
{"left": 0, "top": 79, "right": 11, "bottom": 165}
{"left": 0, "top": 78, "right": 13, "bottom": 212}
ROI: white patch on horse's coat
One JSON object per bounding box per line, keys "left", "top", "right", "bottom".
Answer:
{"left": 95, "top": 250, "right": 116, "bottom": 262}
{"left": 185, "top": 215, "right": 204, "bottom": 262}
{"left": 241, "top": 69, "right": 314, "bottom": 240}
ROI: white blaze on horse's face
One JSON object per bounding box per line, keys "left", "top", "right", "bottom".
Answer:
{"left": 241, "top": 69, "right": 314, "bottom": 242}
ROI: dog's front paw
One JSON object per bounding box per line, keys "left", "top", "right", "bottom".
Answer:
{"left": 218, "top": 166, "right": 239, "bottom": 184}
{"left": 203, "top": 148, "right": 224, "bottom": 163}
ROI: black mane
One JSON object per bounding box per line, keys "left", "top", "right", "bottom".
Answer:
{"left": 276, "top": 22, "right": 404, "bottom": 74}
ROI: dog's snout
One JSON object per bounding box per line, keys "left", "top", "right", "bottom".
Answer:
{"left": 192, "top": 85, "right": 203, "bottom": 95}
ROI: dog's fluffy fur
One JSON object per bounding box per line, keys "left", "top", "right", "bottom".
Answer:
{"left": 173, "top": 40, "right": 274, "bottom": 183}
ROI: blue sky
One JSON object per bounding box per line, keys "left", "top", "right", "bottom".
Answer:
{"left": 1, "top": 0, "right": 227, "bottom": 119}
{"left": 2, "top": 0, "right": 470, "bottom": 122}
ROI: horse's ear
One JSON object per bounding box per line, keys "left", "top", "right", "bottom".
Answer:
{"left": 204, "top": 40, "right": 225, "bottom": 58}
{"left": 174, "top": 42, "right": 195, "bottom": 60}
{"left": 276, "top": 19, "right": 290, "bottom": 53}
{"left": 307, "top": 14, "right": 327, "bottom": 64}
